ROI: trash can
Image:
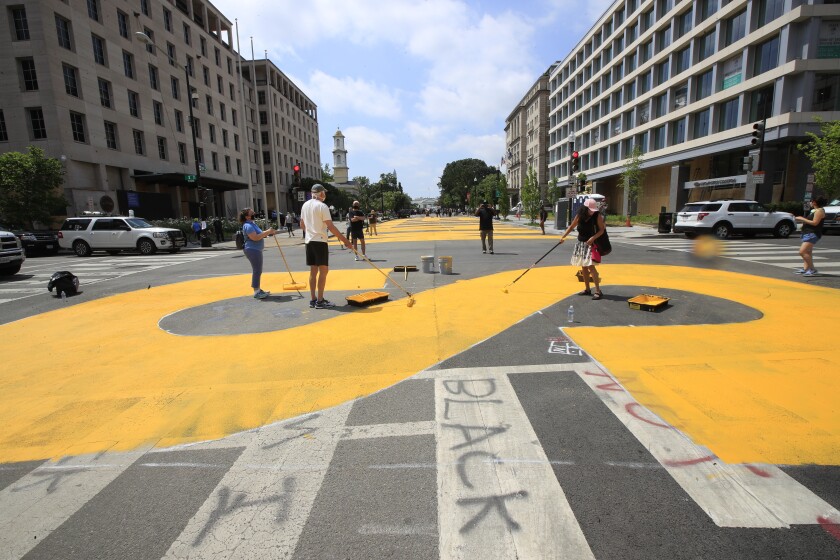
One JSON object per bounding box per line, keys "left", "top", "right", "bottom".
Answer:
{"left": 235, "top": 230, "right": 244, "bottom": 249}
{"left": 438, "top": 256, "right": 453, "bottom": 275}
{"left": 420, "top": 255, "right": 435, "bottom": 273}
{"left": 658, "top": 212, "right": 674, "bottom": 234}
{"left": 200, "top": 232, "right": 212, "bottom": 247}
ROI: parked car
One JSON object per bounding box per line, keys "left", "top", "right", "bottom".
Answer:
{"left": 58, "top": 216, "right": 187, "bottom": 256}
{"left": 16, "top": 229, "right": 59, "bottom": 255}
{"left": 0, "top": 227, "right": 26, "bottom": 275}
{"left": 673, "top": 200, "right": 796, "bottom": 239}
{"left": 822, "top": 198, "right": 840, "bottom": 233}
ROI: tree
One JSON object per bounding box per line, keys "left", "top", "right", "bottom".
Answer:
{"left": 0, "top": 147, "right": 67, "bottom": 228}
{"left": 547, "top": 177, "right": 563, "bottom": 204}
{"left": 619, "top": 145, "right": 645, "bottom": 220}
{"left": 321, "top": 163, "right": 334, "bottom": 182}
{"left": 353, "top": 176, "right": 374, "bottom": 210}
{"left": 798, "top": 118, "right": 840, "bottom": 200}
{"left": 520, "top": 166, "right": 541, "bottom": 223}
{"left": 439, "top": 158, "right": 494, "bottom": 210}
{"left": 497, "top": 175, "right": 511, "bottom": 219}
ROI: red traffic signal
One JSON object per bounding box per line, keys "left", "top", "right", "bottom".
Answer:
{"left": 571, "top": 151, "right": 580, "bottom": 172}
{"left": 572, "top": 151, "right": 579, "bottom": 159}
{"left": 293, "top": 164, "right": 300, "bottom": 174}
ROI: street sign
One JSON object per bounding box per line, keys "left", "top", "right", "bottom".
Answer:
{"left": 297, "top": 191, "right": 305, "bottom": 201}
{"left": 185, "top": 174, "right": 196, "bottom": 182}
{"left": 198, "top": 163, "right": 206, "bottom": 172}
{"left": 753, "top": 171, "right": 765, "bottom": 184}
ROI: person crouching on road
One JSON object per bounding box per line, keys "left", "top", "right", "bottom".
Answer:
{"left": 794, "top": 196, "right": 826, "bottom": 276}
{"left": 299, "top": 184, "right": 351, "bottom": 309}
{"left": 239, "top": 208, "right": 276, "bottom": 299}
{"left": 560, "top": 198, "right": 606, "bottom": 300}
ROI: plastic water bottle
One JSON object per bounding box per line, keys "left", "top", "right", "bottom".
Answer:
{"left": 61, "top": 292, "right": 67, "bottom": 304}
{"left": 567, "top": 305, "right": 574, "bottom": 323}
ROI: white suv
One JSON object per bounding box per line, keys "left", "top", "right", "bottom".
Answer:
{"left": 58, "top": 216, "right": 187, "bottom": 256}
{"left": 674, "top": 200, "right": 796, "bottom": 239}
{"left": 822, "top": 198, "right": 839, "bottom": 233}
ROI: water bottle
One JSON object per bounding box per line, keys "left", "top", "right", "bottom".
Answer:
{"left": 567, "top": 305, "right": 574, "bottom": 323}
{"left": 61, "top": 292, "right": 67, "bottom": 304}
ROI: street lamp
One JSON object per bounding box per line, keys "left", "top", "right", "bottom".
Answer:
{"left": 134, "top": 32, "right": 207, "bottom": 219}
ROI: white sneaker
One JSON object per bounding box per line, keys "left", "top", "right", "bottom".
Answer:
{"left": 793, "top": 268, "right": 806, "bottom": 274}
{"left": 354, "top": 256, "right": 359, "bottom": 261}
{"left": 803, "top": 269, "right": 819, "bottom": 276}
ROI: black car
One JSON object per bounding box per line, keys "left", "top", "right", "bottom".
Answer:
{"left": 0, "top": 224, "right": 60, "bottom": 256}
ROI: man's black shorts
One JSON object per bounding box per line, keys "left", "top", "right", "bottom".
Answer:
{"left": 305, "top": 241, "right": 329, "bottom": 266}
{"left": 350, "top": 229, "right": 365, "bottom": 240}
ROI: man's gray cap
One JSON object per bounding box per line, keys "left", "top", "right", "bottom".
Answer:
{"left": 311, "top": 184, "right": 326, "bottom": 193}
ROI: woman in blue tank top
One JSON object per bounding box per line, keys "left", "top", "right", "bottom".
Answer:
{"left": 239, "top": 208, "right": 276, "bottom": 299}
{"left": 794, "top": 197, "right": 826, "bottom": 277}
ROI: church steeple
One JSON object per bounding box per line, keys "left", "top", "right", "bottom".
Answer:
{"left": 332, "top": 128, "right": 349, "bottom": 184}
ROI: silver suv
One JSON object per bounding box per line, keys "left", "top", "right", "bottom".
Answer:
{"left": 674, "top": 200, "right": 796, "bottom": 239}
{"left": 0, "top": 227, "right": 25, "bottom": 275}
{"left": 58, "top": 216, "right": 186, "bottom": 256}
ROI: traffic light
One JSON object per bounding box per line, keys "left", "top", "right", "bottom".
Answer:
{"left": 571, "top": 151, "right": 580, "bottom": 173}
{"left": 741, "top": 156, "right": 753, "bottom": 171}
{"left": 293, "top": 162, "right": 301, "bottom": 186}
{"left": 751, "top": 122, "right": 765, "bottom": 147}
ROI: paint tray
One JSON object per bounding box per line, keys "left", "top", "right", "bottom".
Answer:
{"left": 346, "top": 291, "right": 390, "bottom": 307}
{"left": 627, "top": 294, "right": 670, "bottom": 312}
{"left": 393, "top": 265, "right": 418, "bottom": 272}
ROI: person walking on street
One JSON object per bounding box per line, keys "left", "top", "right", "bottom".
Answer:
{"left": 475, "top": 200, "right": 496, "bottom": 254}
{"left": 349, "top": 201, "right": 367, "bottom": 260}
{"left": 299, "top": 184, "right": 351, "bottom": 309}
{"left": 369, "top": 210, "right": 379, "bottom": 236}
{"left": 191, "top": 218, "right": 201, "bottom": 243}
{"left": 560, "top": 199, "right": 606, "bottom": 300}
{"left": 794, "top": 197, "right": 826, "bottom": 276}
{"left": 539, "top": 203, "right": 548, "bottom": 235}
{"left": 285, "top": 212, "right": 295, "bottom": 237}
{"left": 213, "top": 218, "right": 224, "bottom": 243}
{"left": 239, "top": 208, "right": 276, "bottom": 299}
{"left": 278, "top": 212, "right": 286, "bottom": 230}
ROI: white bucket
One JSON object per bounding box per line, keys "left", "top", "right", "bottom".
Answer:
{"left": 420, "top": 256, "right": 435, "bottom": 273}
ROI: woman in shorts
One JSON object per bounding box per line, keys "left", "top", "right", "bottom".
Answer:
{"left": 559, "top": 198, "right": 606, "bottom": 300}
{"left": 794, "top": 197, "right": 826, "bottom": 277}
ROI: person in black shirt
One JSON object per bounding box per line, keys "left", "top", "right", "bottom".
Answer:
{"left": 539, "top": 202, "right": 549, "bottom": 234}
{"left": 349, "top": 200, "right": 367, "bottom": 260}
{"left": 560, "top": 198, "right": 606, "bottom": 300}
{"left": 475, "top": 201, "right": 496, "bottom": 254}
{"left": 794, "top": 196, "right": 826, "bottom": 276}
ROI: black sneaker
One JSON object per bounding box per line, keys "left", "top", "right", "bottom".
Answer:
{"left": 314, "top": 299, "right": 335, "bottom": 309}
{"left": 309, "top": 299, "right": 317, "bottom": 308}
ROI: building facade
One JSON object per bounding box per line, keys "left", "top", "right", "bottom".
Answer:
{"left": 505, "top": 68, "right": 552, "bottom": 205}
{"left": 0, "top": 0, "right": 319, "bottom": 220}
{"left": 545, "top": 0, "right": 840, "bottom": 216}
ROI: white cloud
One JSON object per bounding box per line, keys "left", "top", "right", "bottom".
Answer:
{"left": 342, "top": 126, "right": 396, "bottom": 154}
{"left": 447, "top": 133, "right": 506, "bottom": 166}
{"left": 300, "top": 71, "right": 402, "bottom": 120}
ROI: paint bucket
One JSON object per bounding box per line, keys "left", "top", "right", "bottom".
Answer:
{"left": 438, "top": 256, "right": 453, "bottom": 275}
{"left": 420, "top": 256, "right": 435, "bottom": 274}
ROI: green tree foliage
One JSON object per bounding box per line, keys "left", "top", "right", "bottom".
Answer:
{"left": 321, "top": 163, "right": 334, "bottom": 182}
{"left": 619, "top": 145, "right": 645, "bottom": 215}
{"left": 798, "top": 119, "right": 840, "bottom": 199}
{"left": 0, "top": 147, "right": 67, "bottom": 228}
{"left": 300, "top": 177, "right": 351, "bottom": 214}
{"left": 520, "top": 166, "right": 541, "bottom": 223}
{"left": 439, "top": 158, "right": 494, "bottom": 209}
{"left": 353, "top": 176, "right": 374, "bottom": 210}
{"left": 547, "top": 177, "right": 563, "bottom": 203}
{"left": 497, "top": 175, "right": 510, "bottom": 219}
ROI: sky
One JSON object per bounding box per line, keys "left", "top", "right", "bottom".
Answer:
{"left": 212, "top": 0, "right": 613, "bottom": 199}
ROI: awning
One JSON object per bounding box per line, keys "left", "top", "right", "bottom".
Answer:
{"left": 129, "top": 172, "right": 249, "bottom": 193}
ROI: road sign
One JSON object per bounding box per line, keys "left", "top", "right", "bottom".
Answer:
{"left": 753, "top": 171, "right": 765, "bottom": 184}
{"left": 185, "top": 174, "right": 196, "bottom": 182}
{"left": 198, "top": 163, "right": 206, "bottom": 172}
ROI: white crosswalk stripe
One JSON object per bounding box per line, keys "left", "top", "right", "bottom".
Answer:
{"left": 0, "top": 252, "right": 227, "bottom": 305}
{"left": 618, "top": 236, "right": 840, "bottom": 271}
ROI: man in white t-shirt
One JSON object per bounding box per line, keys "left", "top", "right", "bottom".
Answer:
{"left": 299, "top": 184, "right": 351, "bottom": 309}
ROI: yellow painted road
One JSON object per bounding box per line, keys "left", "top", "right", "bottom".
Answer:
{"left": 0, "top": 218, "right": 837, "bottom": 467}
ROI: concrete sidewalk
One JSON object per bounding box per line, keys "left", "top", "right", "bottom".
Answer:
{"left": 503, "top": 214, "right": 663, "bottom": 238}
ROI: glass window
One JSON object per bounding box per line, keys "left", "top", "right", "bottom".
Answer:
{"left": 671, "top": 117, "right": 686, "bottom": 144}
{"left": 0, "top": 110, "right": 8, "bottom": 142}
{"left": 658, "top": 26, "right": 672, "bottom": 50}
{"left": 641, "top": 41, "right": 652, "bottom": 63}
{"left": 98, "top": 78, "right": 112, "bottom": 108}
{"left": 674, "top": 84, "right": 688, "bottom": 108}
{"left": 725, "top": 10, "right": 747, "bottom": 46}
{"left": 28, "top": 107, "right": 47, "bottom": 139}
{"left": 693, "top": 108, "right": 710, "bottom": 138}
{"left": 698, "top": 30, "right": 716, "bottom": 61}
{"left": 209, "top": 124, "right": 216, "bottom": 144}
{"left": 122, "top": 50, "right": 134, "bottom": 79}
{"left": 117, "top": 10, "right": 128, "bottom": 38}
{"left": 718, "top": 97, "right": 739, "bottom": 131}
{"left": 655, "top": 92, "right": 668, "bottom": 117}
{"left": 699, "top": 0, "right": 717, "bottom": 22}
{"left": 55, "top": 15, "right": 72, "bottom": 50}
{"left": 657, "top": 60, "right": 670, "bottom": 84}
{"left": 757, "top": 0, "right": 785, "bottom": 28}
{"left": 183, "top": 23, "right": 191, "bottom": 45}
{"left": 163, "top": 8, "right": 172, "bottom": 32}
{"left": 11, "top": 7, "right": 30, "bottom": 40}
{"left": 695, "top": 69, "right": 713, "bottom": 100}
{"left": 675, "top": 46, "right": 691, "bottom": 74}
{"left": 813, "top": 74, "right": 840, "bottom": 111}
{"left": 174, "top": 109, "right": 183, "bottom": 132}
{"left": 178, "top": 143, "right": 187, "bottom": 164}
{"left": 658, "top": 0, "right": 674, "bottom": 16}
{"left": 640, "top": 71, "right": 652, "bottom": 94}
{"left": 157, "top": 136, "right": 167, "bottom": 159}
{"left": 153, "top": 101, "right": 163, "bottom": 125}
{"left": 104, "top": 121, "right": 118, "bottom": 149}
{"left": 133, "top": 129, "right": 145, "bottom": 155}
{"left": 653, "top": 125, "right": 666, "bottom": 150}
{"left": 19, "top": 58, "right": 38, "bottom": 90}
{"left": 200, "top": 37, "right": 207, "bottom": 57}
{"left": 140, "top": 0, "right": 149, "bottom": 16}
{"left": 128, "top": 90, "right": 140, "bottom": 118}
{"left": 167, "top": 43, "right": 176, "bottom": 67}
{"left": 92, "top": 34, "right": 106, "bottom": 65}
{"left": 754, "top": 36, "right": 780, "bottom": 76}
{"left": 87, "top": 0, "right": 99, "bottom": 21}
{"left": 143, "top": 27, "right": 154, "bottom": 54}
{"left": 148, "top": 64, "right": 159, "bottom": 90}
{"left": 171, "top": 76, "right": 180, "bottom": 100}
{"left": 62, "top": 64, "right": 79, "bottom": 97}
{"left": 750, "top": 86, "right": 774, "bottom": 121}
{"left": 70, "top": 112, "right": 86, "bottom": 142}
{"left": 678, "top": 9, "right": 693, "bottom": 37}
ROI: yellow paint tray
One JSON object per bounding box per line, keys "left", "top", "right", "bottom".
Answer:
{"left": 628, "top": 294, "right": 670, "bottom": 312}
{"left": 346, "top": 291, "right": 390, "bottom": 307}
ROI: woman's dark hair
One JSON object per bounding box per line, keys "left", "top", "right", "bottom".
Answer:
{"left": 814, "top": 196, "right": 827, "bottom": 208}
{"left": 239, "top": 207, "right": 253, "bottom": 224}
{"left": 576, "top": 204, "right": 592, "bottom": 219}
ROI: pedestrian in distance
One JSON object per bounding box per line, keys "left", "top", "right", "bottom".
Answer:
{"left": 285, "top": 212, "right": 295, "bottom": 237}
{"left": 191, "top": 218, "right": 201, "bottom": 243}
{"left": 239, "top": 208, "right": 276, "bottom": 299}
{"left": 368, "top": 209, "right": 379, "bottom": 236}
{"left": 278, "top": 212, "right": 286, "bottom": 229}
{"left": 349, "top": 201, "right": 367, "bottom": 261}
{"left": 794, "top": 196, "right": 826, "bottom": 276}
{"left": 299, "top": 184, "right": 351, "bottom": 309}
{"left": 475, "top": 200, "right": 496, "bottom": 254}
{"left": 539, "top": 202, "right": 549, "bottom": 235}
{"left": 213, "top": 218, "right": 224, "bottom": 243}
{"left": 560, "top": 198, "right": 606, "bottom": 300}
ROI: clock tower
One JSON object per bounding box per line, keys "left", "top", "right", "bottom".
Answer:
{"left": 332, "top": 128, "right": 349, "bottom": 184}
